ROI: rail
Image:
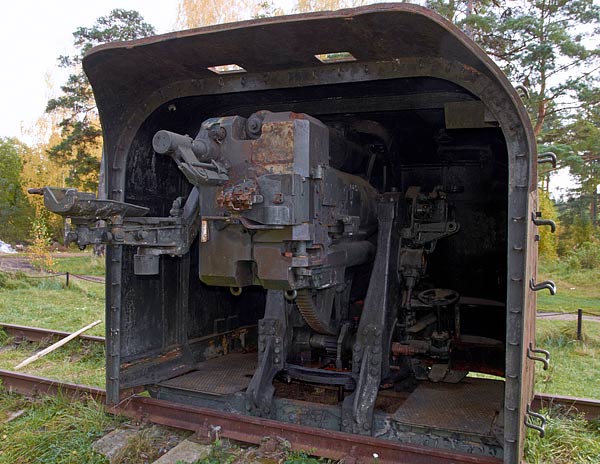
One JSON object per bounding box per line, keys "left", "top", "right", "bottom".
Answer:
{"left": 1, "top": 324, "right": 599, "bottom": 463}
{"left": 0, "top": 369, "right": 500, "bottom": 464}
{"left": 0, "top": 322, "right": 104, "bottom": 343}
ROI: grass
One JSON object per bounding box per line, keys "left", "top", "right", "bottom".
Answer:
{"left": 0, "top": 255, "right": 597, "bottom": 463}
{"left": 0, "top": 272, "right": 104, "bottom": 336}
{"left": 0, "top": 260, "right": 105, "bottom": 388}
{"left": 0, "top": 391, "right": 119, "bottom": 464}
{"left": 524, "top": 407, "right": 600, "bottom": 464}
{"left": 535, "top": 319, "right": 600, "bottom": 399}
{"left": 52, "top": 254, "right": 106, "bottom": 277}
{"left": 0, "top": 335, "right": 105, "bottom": 387}
{"left": 538, "top": 261, "right": 600, "bottom": 315}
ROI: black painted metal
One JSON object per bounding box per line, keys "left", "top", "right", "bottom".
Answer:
{"left": 81, "top": 4, "right": 538, "bottom": 463}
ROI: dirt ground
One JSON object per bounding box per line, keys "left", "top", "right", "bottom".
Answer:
{"left": 537, "top": 311, "right": 600, "bottom": 322}
{"left": 0, "top": 254, "right": 36, "bottom": 273}
{"left": 0, "top": 252, "right": 90, "bottom": 270}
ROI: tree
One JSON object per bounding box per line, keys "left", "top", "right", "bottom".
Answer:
{"left": 177, "top": 0, "right": 258, "bottom": 28}
{"left": 175, "top": 0, "right": 368, "bottom": 29}
{"left": 430, "top": 1, "right": 600, "bottom": 235}
{"left": 484, "top": 1, "right": 599, "bottom": 137}
{"left": 537, "top": 189, "right": 559, "bottom": 260}
{"left": 294, "top": 0, "right": 366, "bottom": 13}
{"left": 46, "top": 9, "right": 155, "bottom": 192}
{"left": 0, "top": 138, "right": 33, "bottom": 243}
{"left": 428, "top": 1, "right": 600, "bottom": 136}
{"left": 20, "top": 114, "right": 71, "bottom": 242}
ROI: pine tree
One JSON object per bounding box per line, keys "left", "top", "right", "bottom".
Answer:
{"left": 46, "top": 9, "right": 155, "bottom": 192}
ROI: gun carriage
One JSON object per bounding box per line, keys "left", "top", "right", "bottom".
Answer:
{"left": 35, "top": 4, "right": 557, "bottom": 462}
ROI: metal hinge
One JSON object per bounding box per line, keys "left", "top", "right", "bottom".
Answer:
{"left": 527, "top": 342, "right": 550, "bottom": 370}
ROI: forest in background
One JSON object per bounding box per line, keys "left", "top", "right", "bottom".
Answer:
{"left": 1, "top": 0, "right": 599, "bottom": 271}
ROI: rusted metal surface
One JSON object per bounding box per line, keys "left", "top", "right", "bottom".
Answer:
{"left": 0, "top": 368, "right": 498, "bottom": 463}
{"left": 532, "top": 393, "right": 600, "bottom": 420}
{"left": 77, "top": 4, "right": 539, "bottom": 463}
{"left": 0, "top": 367, "right": 597, "bottom": 462}
{"left": 0, "top": 369, "right": 105, "bottom": 400}
{"left": 216, "top": 181, "right": 259, "bottom": 212}
{"left": 0, "top": 322, "right": 105, "bottom": 344}
{"left": 249, "top": 119, "right": 296, "bottom": 174}
{"left": 113, "top": 396, "right": 502, "bottom": 464}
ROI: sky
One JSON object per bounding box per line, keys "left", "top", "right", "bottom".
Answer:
{"left": 0, "top": 0, "right": 180, "bottom": 141}
{"left": 0, "top": 0, "right": 584, "bottom": 195}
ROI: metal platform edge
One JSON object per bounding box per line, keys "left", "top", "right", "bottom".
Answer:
{"left": 0, "top": 369, "right": 500, "bottom": 464}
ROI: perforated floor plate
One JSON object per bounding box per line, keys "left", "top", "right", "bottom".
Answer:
{"left": 392, "top": 377, "right": 504, "bottom": 436}
{"left": 159, "top": 352, "right": 257, "bottom": 395}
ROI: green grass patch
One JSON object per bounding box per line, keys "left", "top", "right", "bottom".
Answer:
{"left": 538, "top": 261, "right": 600, "bottom": 314}
{"left": 52, "top": 254, "right": 106, "bottom": 277}
{"left": 0, "top": 338, "right": 105, "bottom": 387}
{"left": 535, "top": 319, "right": 600, "bottom": 399}
{"left": 0, "top": 272, "right": 104, "bottom": 336}
{"left": 524, "top": 407, "right": 600, "bottom": 464}
{"left": 0, "top": 390, "right": 120, "bottom": 464}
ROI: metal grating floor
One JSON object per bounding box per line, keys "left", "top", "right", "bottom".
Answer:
{"left": 392, "top": 377, "right": 504, "bottom": 435}
{"left": 159, "top": 352, "right": 257, "bottom": 395}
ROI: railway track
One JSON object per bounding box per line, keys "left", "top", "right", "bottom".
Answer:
{"left": 1, "top": 322, "right": 599, "bottom": 463}
{"left": 0, "top": 322, "right": 104, "bottom": 343}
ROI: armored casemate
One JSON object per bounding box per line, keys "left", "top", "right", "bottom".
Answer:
{"left": 35, "top": 4, "right": 556, "bottom": 463}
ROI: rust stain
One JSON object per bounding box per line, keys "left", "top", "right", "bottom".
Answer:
{"left": 461, "top": 63, "right": 481, "bottom": 76}
{"left": 121, "top": 347, "right": 182, "bottom": 369}
{"left": 251, "top": 121, "right": 295, "bottom": 174}
{"left": 217, "top": 182, "right": 258, "bottom": 212}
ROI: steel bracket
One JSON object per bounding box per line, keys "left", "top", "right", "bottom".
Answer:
{"left": 527, "top": 343, "right": 550, "bottom": 370}
{"left": 538, "top": 152, "right": 557, "bottom": 168}
{"left": 342, "top": 193, "right": 400, "bottom": 435}
{"left": 529, "top": 278, "right": 556, "bottom": 295}
{"left": 525, "top": 405, "right": 547, "bottom": 438}
{"left": 532, "top": 212, "right": 556, "bottom": 233}
{"left": 514, "top": 84, "right": 530, "bottom": 100}
{"left": 245, "top": 291, "right": 289, "bottom": 418}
